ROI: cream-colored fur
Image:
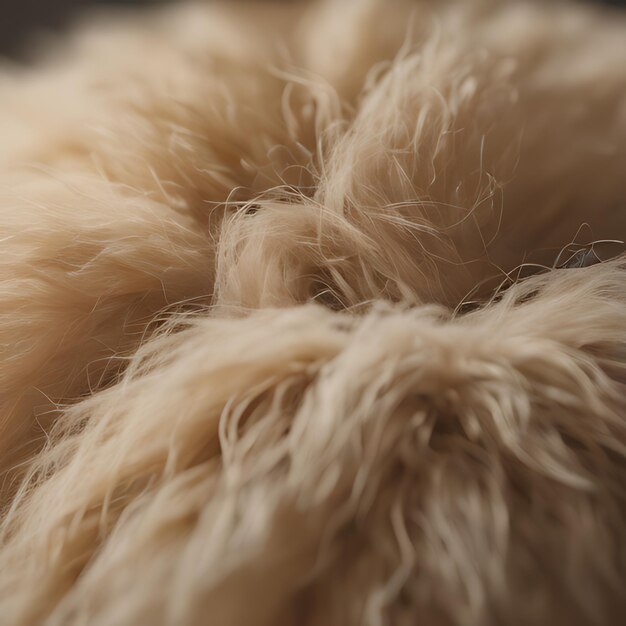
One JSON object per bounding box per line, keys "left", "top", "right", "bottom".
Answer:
{"left": 0, "top": 1, "right": 625, "bottom": 624}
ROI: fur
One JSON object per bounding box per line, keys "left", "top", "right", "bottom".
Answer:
{"left": 0, "top": 1, "right": 625, "bottom": 624}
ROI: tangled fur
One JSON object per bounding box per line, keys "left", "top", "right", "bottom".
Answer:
{"left": 0, "top": 1, "right": 625, "bottom": 624}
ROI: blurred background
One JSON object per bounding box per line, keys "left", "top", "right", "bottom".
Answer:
{"left": 0, "top": 0, "right": 164, "bottom": 57}
{"left": 0, "top": 0, "right": 625, "bottom": 58}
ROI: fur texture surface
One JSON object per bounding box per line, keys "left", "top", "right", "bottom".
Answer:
{"left": 0, "top": 1, "right": 625, "bottom": 624}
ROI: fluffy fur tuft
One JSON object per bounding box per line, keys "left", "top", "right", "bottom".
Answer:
{"left": 0, "top": 1, "right": 625, "bottom": 625}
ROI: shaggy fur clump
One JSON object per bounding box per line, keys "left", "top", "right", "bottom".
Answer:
{"left": 0, "top": 1, "right": 625, "bottom": 625}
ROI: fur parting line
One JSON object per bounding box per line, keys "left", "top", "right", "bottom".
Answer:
{"left": 0, "top": 0, "right": 625, "bottom": 625}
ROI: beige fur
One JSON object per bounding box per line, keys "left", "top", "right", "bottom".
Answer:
{"left": 0, "top": 1, "right": 625, "bottom": 624}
